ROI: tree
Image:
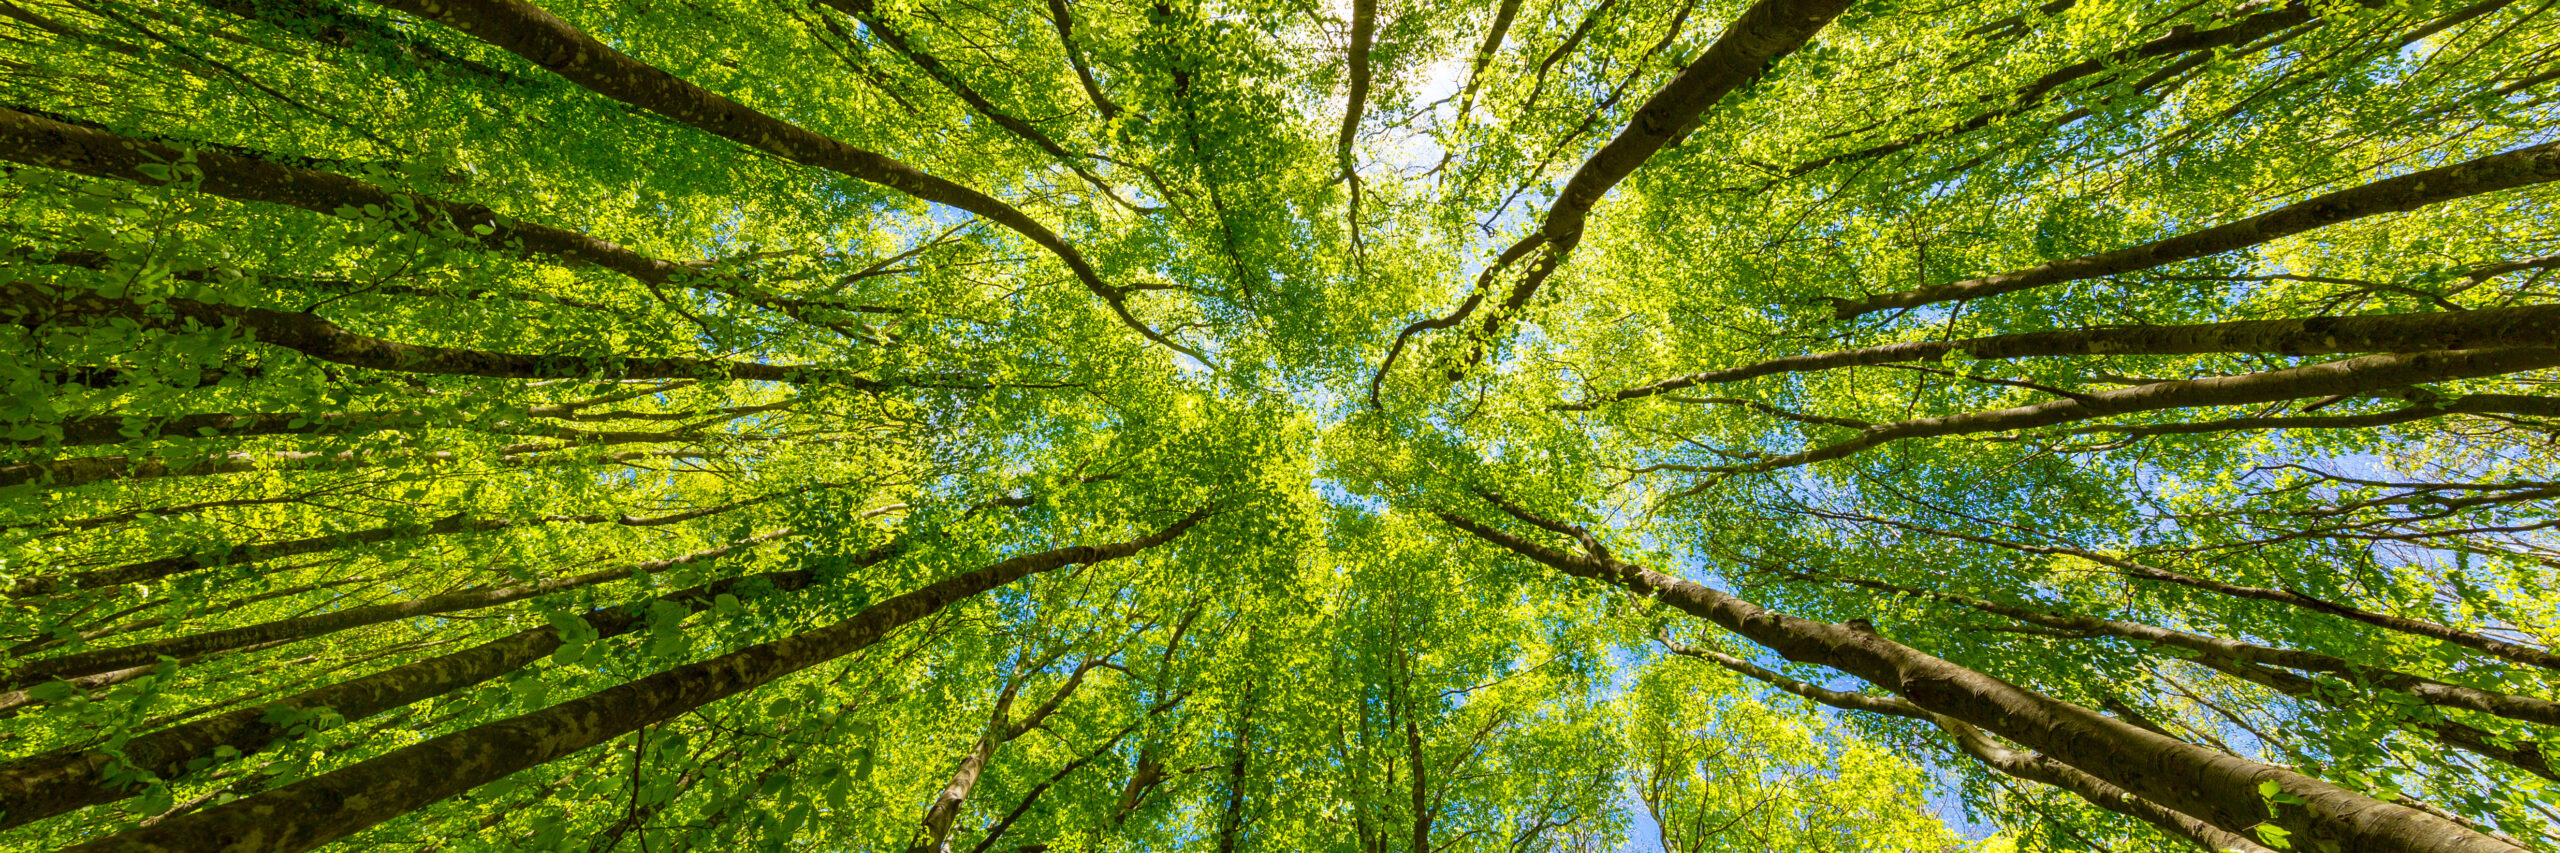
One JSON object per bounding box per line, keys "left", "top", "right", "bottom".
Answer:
{"left": 0, "top": 0, "right": 2552, "bottom": 850}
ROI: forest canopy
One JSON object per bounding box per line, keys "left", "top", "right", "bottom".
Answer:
{"left": 0, "top": 0, "right": 2556, "bottom": 850}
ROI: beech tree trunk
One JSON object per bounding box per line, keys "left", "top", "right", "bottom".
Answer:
{"left": 1663, "top": 642, "right": 2276, "bottom": 853}
{"left": 1828, "top": 140, "right": 2560, "bottom": 318}
{"left": 1438, "top": 502, "right": 2524, "bottom": 853}
{"left": 61, "top": 510, "right": 1204, "bottom": 853}
{"left": 1578, "top": 303, "right": 2560, "bottom": 408}
{"left": 1720, "top": 347, "right": 2560, "bottom": 473}
{"left": 0, "top": 551, "right": 866, "bottom": 830}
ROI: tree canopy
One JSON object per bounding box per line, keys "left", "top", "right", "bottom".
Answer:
{"left": 0, "top": 0, "right": 2555, "bottom": 850}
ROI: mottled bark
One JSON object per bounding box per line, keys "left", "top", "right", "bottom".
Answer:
{"left": 1705, "top": 348, "right": 2560, "bottom": 474}
{"left": 1571, "top": 303, "right": 2560, "bottom": 409}
{"left": 1406, "top": 717, "right": 1429, "bottom": 853}
{"left": 11, "top": 410, "right": 443, "bottom": 448}
{"left": 1337, "top": 0, "right": 1377, "bottom": 253}
{"left": 1214, "top": 692, "right": 1254, "bottom": 853}
{"left": 1438, "top": 501, "right": 2522, "bottom": 853}
{"left": 1829, "top": 140, "right": 2560, "bottom": 318}
{"left": 1, "top": 281, "right": 890, "bottom": 388}
{"left": 1663, "top": 642, "right": 2275, "bottom": 853}
{"left": 7, "top": 530, "right": 791, "bottom": 683}
{"left": 0, "top": 638, "right": 301, "bottom": 719}
{"left": 355, "top": 0, "right": 1203, "bottom": 362}
{"left": 1340, "top": 0, "right": 1376, "bottom": 165}
{"left": 62, "top": 511, "right": 1205, "bottom": 853}
{"left": 915, "top": 658, "right": 1109, "bottom": 853}
{"left": 0, "top": 549, "right": 871, "bottom": 831}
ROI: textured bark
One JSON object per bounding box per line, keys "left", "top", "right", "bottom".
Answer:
{"left": 1711, "top": 348, "right": 2560, "bottom": 474}
{"left": 7, "top": 530, "right": 791, "bottom": 683}
{"left": 1927, "top": 717, "right": 2280, "bottom": 853}
{"left": 1337, "top": 0, "right": 1377, "bottom": 254}
{"left": 915, "top": 658, "right": 1107, "bottom": 853}
{"left": 1213, "top": 698, "right": 1254, "bottom": 853}
{"left": 0, "top": 638, "right": 302, "bottom": 719}
{"left": 1, "top": 281, "right": 889, "bottom": 388}
{"left": 1338, "top": 0, "right": 1377, "bottom": 176}
{"left": 1439, "top": 502, "right": 2524, "bottom": 853}
{"left": 356, "top": 0, "right": 1202, "bottom": 362}
{"left": 1571, "top": 303, "right": 2560, "bottom": 408}
{"left": 1829, "top": 140, "right": 2560, "bottom": 318}
{"left": 918, "top": 734, "right": 1001, "bottom": 853}
{"left": 62, "top": 511, "right": 1205, "bottom": 853}
{"left": 0, "top": 549, "right": 870, "bottom": 831}
{"left": 12, "top": 410, "right": 443, "bottom": 448}
{"left": 1664, "top": 643, "right": 2276, "bottom": 853}
{"left": 1406, "top": 717, "right": 1429, "bottom": 853}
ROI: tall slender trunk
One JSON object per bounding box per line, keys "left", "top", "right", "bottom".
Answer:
{"left": 0, "top": 546, "right": 878, "bottom": 830}
{"left": 1663, "top": 642, "right": 2275, "bottom": 853}
{"left": 1829, "top": 139, "right": 2560, "bottom": 318}
{"left": 62, "top": 510, "right": 1206, "bottom": 853}
{"left": 2, "top": 282, "right": 890, "bottom": 389}
{"left": 1437, "top": 500, "right": 2523, "bottom": 853}
{"left": 1712, "top": 347, "right": 2560, "bottom": 474}
{"left": 7, "top": 530, "right": 791, "bottom": 683}
{"left": 1575, "top": 303, "right": 2560, "bottom": 409}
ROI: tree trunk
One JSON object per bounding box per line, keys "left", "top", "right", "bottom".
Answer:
{"left": 1439, "top": 502, "right": 2523, "bottom": 853}
{"left": 60, "top": 510, "right": 1205, "bottom": 853}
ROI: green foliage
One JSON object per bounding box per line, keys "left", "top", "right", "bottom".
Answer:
{"left": 1, "top": 0, "right": 2554, "bottom": 849}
